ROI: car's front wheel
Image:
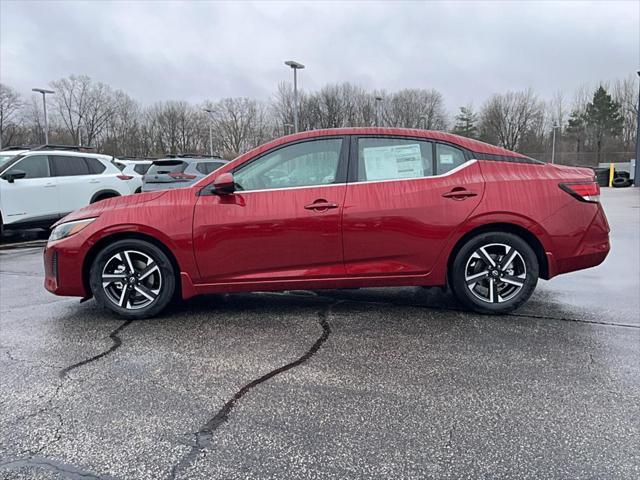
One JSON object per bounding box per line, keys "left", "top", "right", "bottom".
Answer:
{"left": 89, "top": 239, "right": 175, "bottom": 319}
{"left": 450, "top": 232, "right": 538, "bottom": 314}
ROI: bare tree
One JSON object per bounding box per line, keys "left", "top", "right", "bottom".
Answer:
{"left": 50, "top": 75, "right": 117, "bottom": 146}
{"left": 206, "top": 97, "right": 269, "bottom": 158}
{"left": 0, "top": 84, "right": 24, "bottom": 148}
{"left": 479, "top": 89, "right": 542, "bottom": 150}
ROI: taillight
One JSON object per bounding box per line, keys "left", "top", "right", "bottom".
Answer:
{"left": 117, "top": 174, "right": 134, "bottom": 180}
{"left": 559, "top": 182, "right": 600, "bottom": 203}
{"left": 169, "top": 173, "right": 197, "bottom": 180}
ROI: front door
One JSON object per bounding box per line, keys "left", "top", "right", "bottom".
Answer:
{"left": 1, "top": 154, "right": 59, "bottom": 224}
{"left": 342, "top": 136, "right": 485, "bottom": 276}
{"left": 193, "top": 137, "right": 348, "bottom": 284}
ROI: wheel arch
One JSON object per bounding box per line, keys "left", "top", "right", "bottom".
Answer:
{"left": 90, "top": 190, "right": 121, "bottom": 204}
{"left": 82, "top": 231, "right": 182, "bottom": 299}
{"left": 446, "top": 222, "right": 549, "bottom": 282}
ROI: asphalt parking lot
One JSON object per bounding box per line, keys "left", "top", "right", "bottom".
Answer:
{"left": 0, "top": 188, "right": 638, "bottom": 480}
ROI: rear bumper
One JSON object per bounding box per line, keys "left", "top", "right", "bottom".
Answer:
{"left": 547, "top": 204, "right": 610, "bottom": 277}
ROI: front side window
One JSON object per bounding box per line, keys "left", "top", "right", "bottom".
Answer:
{"left": 357, "top": 138, "right": 433, "bottom": 182}
{"left": 50, "top": 155, "right": 91, "bottom": 176}
{"left": 10, "top": 155, "right": 50, "bottom": 179}
{"left": 436, "top": 144, "right": 467, "bottom": 174}
{"left": 234, "top": 139, "right": 342, "bottom": 191}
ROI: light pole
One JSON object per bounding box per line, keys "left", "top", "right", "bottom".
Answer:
{"left": 284, "top": 123, "right": 294, "bottom": 135}
{"left": 32, "top": 88, "right": 54, "bottom": 144}
{"left": 551, "top": 124, "right": 560, "bottom": 164}
{"left": 284, "top": 60, "right": 304, "bottom": 133}
{"left": 375, "top": 96, "right": 383, "bottom": 126}
{"left": 634, "top": 71, "right": 640, "bottom": 186}
{"left": 202, "top": 108, "right": 214, "bottom": 158}
{"left": 420, "top": 115, "right": 428, "bottom": 130}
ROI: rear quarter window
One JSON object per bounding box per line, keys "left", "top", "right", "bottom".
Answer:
{"left": 84, "top": 157, "right": 107, "bottom": 174}
{"left": 134, "top": 164, "right": 151, "bottom": 175}
{"left": 435, "top": 144, "right": 467, "bottom": 174}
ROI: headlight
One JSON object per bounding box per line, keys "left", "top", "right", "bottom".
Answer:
{"left": 49, "top": 218, "right": 97, "bottom": 242}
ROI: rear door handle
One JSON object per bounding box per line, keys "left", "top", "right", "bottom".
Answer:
{"left": 304, "top": 200, "right": 339, "bottom": 211}
{"left": 442, "top": 188, "right": 478, "bottom": 200}
{"left": 44, "top": 183, "right": 56, "bottom": 188}
{"left": 89, "top": 179, "right": 100, "bottom": 184}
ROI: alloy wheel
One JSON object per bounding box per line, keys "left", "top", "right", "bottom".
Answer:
{"left": 464, "top": 243, "right": 527, "bottom": 304}
{"left": 101, "top": 250, "right": 162, "bottom": 310}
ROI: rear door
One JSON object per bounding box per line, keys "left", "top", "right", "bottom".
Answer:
{"left": 342, "top": 136, "right": 484, "bottom": 276}
{"left": 0, "top": 154, "right": 59, "bottom": 224}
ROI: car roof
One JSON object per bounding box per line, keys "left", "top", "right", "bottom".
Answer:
{"left": 154, "top": 157, "right": 227, "bottom": 163}
{"left": 230, "top": 128, "right": 529, "bottom": 167}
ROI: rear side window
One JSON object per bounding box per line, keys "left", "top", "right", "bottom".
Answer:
{"left": 147, "top": 161, "right": 187, "bottom": 175}
{"left": 84, "top": 157, "right": 107, "bottom": 174}
{"left": 11, "top": 155, "right": 50, "bottom": 179}
{"left": 436, "top": 144, "right": 467, "bottom": 174}
{"left": 134, "top": 164, "right": 150, "bottom": 175}
{"left": 357, "top": 138, "right": 433, "bottom": 181}
{"left": 50, "top": 155, "right": 91, "bottom": 176}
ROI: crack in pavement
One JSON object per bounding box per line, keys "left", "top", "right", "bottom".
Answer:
{"left": 168, "top": 301, "right": 338, "bottom": 480}
{"left": 1, "top": 321, "right": 134, "bottom": 478}
{"left": 0, "top": 457, "right": 120, "bottom": 480}
{"left": 58, "top": 320, "right": 133, "bottom": 379}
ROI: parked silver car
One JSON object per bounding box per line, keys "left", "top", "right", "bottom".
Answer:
{"left": 141, "top": 155, "right": 227, "bottom": 192}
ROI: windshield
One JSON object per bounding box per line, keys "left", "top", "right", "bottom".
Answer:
{"left": 146, "top": 161, "right": 186, "bottom": 175}
{"left": 0, "top": 153, "right": 18, "bottom": 169}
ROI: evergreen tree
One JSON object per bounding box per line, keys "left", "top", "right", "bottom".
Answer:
{"left": 452, "top": 105, "right": 478, "bottom": 139}
{"left": 565, "top": 110, "right": 586, "bottom": 153}
{"left": 584, "top": 86, "right": 623, "bottom": 162}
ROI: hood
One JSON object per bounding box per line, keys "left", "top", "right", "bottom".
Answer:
{"left": 54, "top": 191, "right": 167, "bottom": 227}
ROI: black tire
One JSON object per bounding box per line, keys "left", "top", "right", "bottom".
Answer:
{"left": 89, "top": 239, "right": 175, "bottom": 319}
{"left": 450, "top": 232, "right": 538, "bottom": 314}
{"left": 616, "top": 171, "right": 630, "bottom": 180}
{"left": 612, "top": 177, "right": 632, "bottom": 188}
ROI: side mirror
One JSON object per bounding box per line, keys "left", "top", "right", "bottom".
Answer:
{"left": 213, "top": 172, "right": 235, "bottom": 195}
{"left": 3, "top": 170, "right": 26, "bottom": 183}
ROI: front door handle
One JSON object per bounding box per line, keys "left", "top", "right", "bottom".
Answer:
{"left": 304, "top": 199, "right": 339, "bottom": 211}
{"left": 442, "top": 188, "right": 478, "bottom": 200}
{"left": 44, "top": 183, "right": 56, "bottom": 188}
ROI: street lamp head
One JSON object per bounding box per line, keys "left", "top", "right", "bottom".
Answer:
{"left": 32, "top": 88, "right": 54, "bottom": 94}
{"left": 375, "top": 96, "right": 383, "bottom": 101}
{"left": 285, "top": 60, "right": 305, "bottom": 70}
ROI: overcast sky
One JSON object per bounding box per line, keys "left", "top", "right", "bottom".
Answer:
{"left": 1, "top": 0, "right": 638, "bottom": 112}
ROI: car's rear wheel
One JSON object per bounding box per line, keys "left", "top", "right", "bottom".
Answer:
{"left": 450, "top": 232, "right": 538, "bottom": 314}
{"left": 89, "top": 239, "right": 175, "bottom": 319}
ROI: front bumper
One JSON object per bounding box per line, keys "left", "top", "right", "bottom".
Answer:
{"left": 44, "top": 237, "right": 90, "bottom": 298}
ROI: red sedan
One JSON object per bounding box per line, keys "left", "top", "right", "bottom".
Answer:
{"left": 44, "top": 128, "right": 610, "bottom": 318}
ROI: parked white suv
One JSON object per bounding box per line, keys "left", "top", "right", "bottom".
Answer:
{"left": 113, "top": 158, "right": 153, "bottom": 194}
{"left": 0, "top": 146, "right": 133, "bottom": 233}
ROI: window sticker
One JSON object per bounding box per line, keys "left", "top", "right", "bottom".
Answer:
{"left": 439, "top": 154, "right": 454, "bottom": 165}
{"left": 363, "top": 144, "right": 423, "bottom": 180}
